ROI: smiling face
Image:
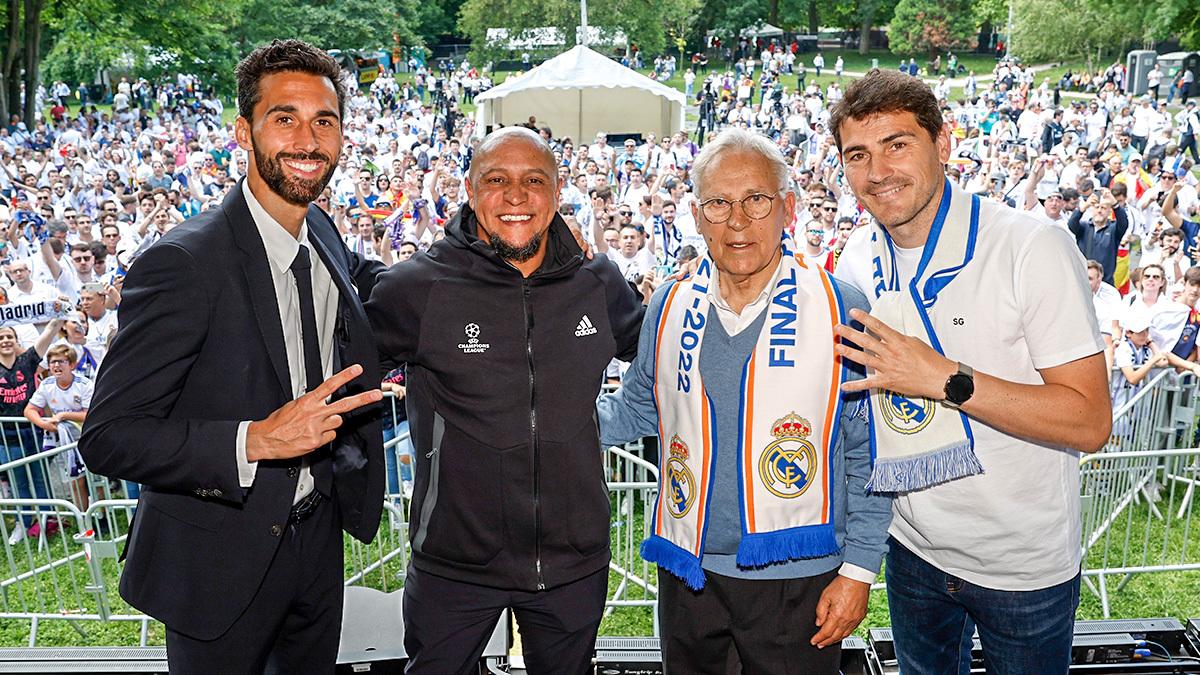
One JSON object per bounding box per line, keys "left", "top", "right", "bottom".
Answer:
{"left": 839, "top": 110, "right": 950, "bottom": 247}
{"left": 235, "top": 71, "right": 342, "bottom": 208}
{"left": 0, "top": 327, "right": 17, "bottom": 359}
{"left": 1142, "top": 265, "right": 1164, "bottom": 297}
{"left": 465, "top": 129, "right": 560, "bottom": 272}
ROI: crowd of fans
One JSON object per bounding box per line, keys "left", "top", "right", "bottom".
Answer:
{"left": 0, "top": 46, "right": 1198, "bottom": 540}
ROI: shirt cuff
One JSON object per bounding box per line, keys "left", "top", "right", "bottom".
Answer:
{"left": 838, "top": 562, "right": 879, "bottom": 585}
{"left": 236, "top": 421, "right": 258, "bottom": 488}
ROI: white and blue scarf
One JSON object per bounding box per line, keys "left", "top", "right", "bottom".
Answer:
{"left": 653, "top": 215, "right": 684, "bottom": 267}
{"left": 643, "top": 237, "right": 848, "bottom": 589}
{"left": 865, "top": 179, "right": 983, "bottom": 492}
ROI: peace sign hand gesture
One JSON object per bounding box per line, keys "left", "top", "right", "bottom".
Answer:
{"left": 245, "top": 364, "right": 382, "bottom": 462}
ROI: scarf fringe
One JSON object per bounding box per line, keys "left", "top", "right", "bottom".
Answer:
{"left": 865, "top": 440, "right": 983, "bottom": 493}
{"left": 641, "top": 535, "right": 707, "bottom": 590}
{"left": 735, "top": 524, "right": 839, "bottom": 568}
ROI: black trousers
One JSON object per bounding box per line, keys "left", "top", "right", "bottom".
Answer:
{"left": 402, "top": 565, "right": 607, "bottom": 675}
{"left": 165, "top": 497, "right": 344, "bottom": 674}
{"left": 657, "top": 567, "right": 842, "bottom": 675}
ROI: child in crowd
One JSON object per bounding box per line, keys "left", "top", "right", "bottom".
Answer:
{"left": 24, "top": 344, "right": 93, "bottom": 512}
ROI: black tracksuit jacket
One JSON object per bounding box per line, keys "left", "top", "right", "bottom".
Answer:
{"left": 365, "top": 205, "right": 644, "bottom": 590}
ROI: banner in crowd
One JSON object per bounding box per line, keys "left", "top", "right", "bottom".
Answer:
{"left": 0, "top": 299, "right": 70, "bottom": 327}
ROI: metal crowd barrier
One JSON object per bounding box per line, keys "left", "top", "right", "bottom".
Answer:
{"left": 1080, "top": 448, "right": 1200, "bottom": 618}
{"left": 1079, "top": 369, "right": 1200, "bottom": 618}
{"left": 602, "top": 441, "right": 660, "bottom": 634}
{"left": 4, "top": 368, "right": 1196, "bottom": 646}
{"left": 0, "top": 394, "right": 664, "bottom": 646}
{"left": 0, "top": 416, "right": 146, "bottom": 647}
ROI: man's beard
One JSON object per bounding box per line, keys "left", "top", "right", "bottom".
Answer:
{"left": 252, "top": 143, "right": 337, "bottom": 207}
{"left": 487, "top": 229, "right": 544, "bottom": 264}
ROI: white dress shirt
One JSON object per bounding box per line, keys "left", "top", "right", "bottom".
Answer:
{"left": 235, "top": 182, "right": 339, "bottom": 503}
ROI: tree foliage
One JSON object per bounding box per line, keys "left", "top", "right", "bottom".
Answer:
{"left": 887, "top": 0, "right": 976, "bottom": 57}
{"left": 971, "top": 0, "right": 1006, "bottom": 29}
{"left": 1009, "top": 0, "right": 1142, "bottom": 64}
{"left": 1152, "top": 0, "right": 1200, "bottom": 49}
{"left": 31, "top": 0, "right": 447, "bottom": 109}
{"left": 42, "top": 0, "right": 238, "bottom": 93}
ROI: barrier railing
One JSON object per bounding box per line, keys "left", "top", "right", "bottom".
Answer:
{"left": 1084, "top": 369, "right": 1177, "bottom": 550}
{"left": 1078, "top": 369, "right": 1200, "bottom": 618}
{"left": 603, "top": 442, "right": 660, "bottom": 634}
{"left": 3, "top": 370, "right": 1195, "bottom": 645}
{"left": 1079, "top": 448, "right": 1200, "bottom": 618}
{"left": 0, "top": 396, "right": 664, "bottom": 645}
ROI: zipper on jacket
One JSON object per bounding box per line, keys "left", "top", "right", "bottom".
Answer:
{"left": 522, "top": 281, "right": 545, "bottom": 590}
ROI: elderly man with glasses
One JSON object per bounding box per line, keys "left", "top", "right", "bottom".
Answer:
{"left": 598, "top": 127, "right": 891, "bottom": 674}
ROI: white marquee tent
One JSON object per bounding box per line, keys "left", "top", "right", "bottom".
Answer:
{"left": 473, "top": 45, "right": 686, "bottom": 142}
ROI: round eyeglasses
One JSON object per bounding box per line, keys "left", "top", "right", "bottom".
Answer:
{"left": 699, "top": 191, "right": 784, "bottom": 223}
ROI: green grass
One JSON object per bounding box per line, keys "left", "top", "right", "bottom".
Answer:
{"left": 4, "top": 475, "right": 1197, "bottom": 647}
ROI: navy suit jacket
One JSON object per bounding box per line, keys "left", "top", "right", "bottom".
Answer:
{"left": 79, "top": 183, "right": 385, "bottom": 640}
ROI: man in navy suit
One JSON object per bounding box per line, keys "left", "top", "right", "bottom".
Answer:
{"left": 79, "top": 40, "right": 385, "bottom": 674}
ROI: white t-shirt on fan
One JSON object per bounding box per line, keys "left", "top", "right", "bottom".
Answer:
{"left": 835, "top": 195, "right": 1104, "bottom": 591}
{"left": 605, "top": 247, "right": 656, "bottom": 281}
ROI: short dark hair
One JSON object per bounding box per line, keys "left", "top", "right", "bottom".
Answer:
{"left": 829, "top": 69, "right": 943, "bottom": 149}
{"left": 1184, "top": 266, "right": 1200, "bottom": 287}
{"left": 236, "top": 39, "right": 346, "bottom": 123}
{"left": 1162, "top": 227, "right": 1185, "bottom": 241}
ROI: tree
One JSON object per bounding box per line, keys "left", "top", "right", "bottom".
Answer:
{"left": 4, "top": 0, "right": 455, "bottom": 123}
{"left": 811, "top": 0, "right": 898, "bottom": 54}
{"left": 1150, "top": 0, "right": 1200, "bottom": 49}
{"left": 971, "top": 0, "right": 1004, "bottom": 44}
{"left": 42, "top": 0, "right": 240, "bottom": 98}
{"left": 1, "top": 0, "right": 19, "bottom": 121}
{"left": 887, "top": 0, "right": 976, "bottom": 58}
{"left": 1010, "top": 0, "right": 1139, "bottom": 65}
{"left": 695, "top": 0, "right": 767, "bottom": 44}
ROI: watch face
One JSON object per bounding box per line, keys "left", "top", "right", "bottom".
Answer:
{"left": 946, "top": 372, "right": 974, "bottom": 404}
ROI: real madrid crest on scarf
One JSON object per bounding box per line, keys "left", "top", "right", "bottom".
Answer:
{"left": 878, "top": 392, "right": 936, "bottom": 436}
{"left": 642, "top": 236, "right": 849, "bottom": 590}
{"left": 865, "top": 179, "right": 983, "bottom": 492}
{"left": 665, "top": 434, "right": 697, "bottom": 518}
{"left": 760, "top": 413, "right": 819, "bottom": 499}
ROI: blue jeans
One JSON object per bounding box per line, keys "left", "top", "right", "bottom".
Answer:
{"left": 382, "top": 419, "right": 414, "bottom": 497}
{"left": 0, "top": 424, "right": 50, "bottom": 526}
{"left": 886, "top": 537, "right": 1080, "bottom": 675}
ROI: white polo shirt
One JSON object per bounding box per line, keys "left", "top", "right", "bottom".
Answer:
{"left": 836, "top": 192, "right": 1104, "bottom": 591}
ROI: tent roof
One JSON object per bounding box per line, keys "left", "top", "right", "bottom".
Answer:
{"left": 475, "top": 45, "right": 685, "bottom": 105}
{"left": 740, "top": 23, "right": 784, "bottom": 38}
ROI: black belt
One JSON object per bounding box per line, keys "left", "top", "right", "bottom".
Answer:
{"left": 288, "top": 490, "right": 323, "bottom": 525}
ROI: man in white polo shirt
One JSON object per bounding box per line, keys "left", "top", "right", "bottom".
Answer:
{"left": 831, "top": 69, "right": 1111, "bottom": 674}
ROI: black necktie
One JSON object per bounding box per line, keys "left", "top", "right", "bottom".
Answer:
{"left": 290, "top": 244, "right": 332, "bottom": 496}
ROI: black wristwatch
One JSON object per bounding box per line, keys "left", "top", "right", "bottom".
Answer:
{"left": 942, "top": 362, "right": 975, "bottom": 408}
